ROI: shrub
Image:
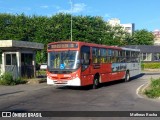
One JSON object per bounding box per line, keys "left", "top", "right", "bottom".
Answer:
{"left": 151, "top": 78, "right": 160, "bottom": 88}
{"left": 0, "top": 72, "right": 26, "bottom": 85}
{"left": 0, "top": 72, "right": 15, "bottom": 85}
{"left": 15, "top": 77, "right": 27, "bottom": 84}
{"left": 145, "top": 78, "right": 160, "bottom": 98}
{"left": 145, "top": 89, "right": 160, "bottom": 98}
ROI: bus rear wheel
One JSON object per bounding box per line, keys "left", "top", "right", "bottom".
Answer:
{"left": 125, "top": 71, "right": 130, "bottom": 82}
{"left": 93, "top": 76, "right": 99, "bottom": 89}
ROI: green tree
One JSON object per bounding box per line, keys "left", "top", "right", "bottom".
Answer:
{"left": 129, "top": 29, "right": 154, "bottom": 45}
{"left": 0, "top": 13, "right": 137, "bottom": 63}
{"left": 103, "top": 23, "right": 129, "bottom": 46}
{"left": 0, "top": 13, "right": 129, "bottom": 46}
{"left": 72, "top": 15, "right": 107, "bottom": 43}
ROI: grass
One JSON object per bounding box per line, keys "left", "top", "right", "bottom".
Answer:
{"left": 144, "top": 78, "right": 160, "bottom": 98}
{"left": 141, "top": 62, "right": 160, "bottom": 69}
{"left": 36, "top": 70, "right": 46, "bottom": 76}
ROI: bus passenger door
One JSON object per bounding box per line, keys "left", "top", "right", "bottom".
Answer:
{"left": 80, "top": 46, "right": 92, "bottom": 86}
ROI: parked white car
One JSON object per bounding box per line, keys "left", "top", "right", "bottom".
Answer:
{"left": 40, "top": 63, "right": 47, "bottom": 70}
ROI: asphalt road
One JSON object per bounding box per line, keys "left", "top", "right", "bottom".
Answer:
{"left": 0, "top": 72, "right": 160, "bottom": 120}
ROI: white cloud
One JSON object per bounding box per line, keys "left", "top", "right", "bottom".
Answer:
{"left": 58, "top": 3, "right": 86, "bottom": 14}
{"left": 40, "top": 5, "right": 49, "bottom": 9}
{"left": 53, "top": 5, "right": 61, "bottom": 10}
{"left": 58, "top": 9, "right": 70, "bottom": 13}
{"left": 23, "top": 7, "right": 32, "bottom": 11}
{"left": 73, "top": 3, "right": 86, "bottom": 13}
{"left": 3, "top": 7, "right": 31, "bottom": 14}
{"left": 104, "top": 13, "right": 110, "bottom": 18}
{"left": 40, "top": 5, "right": 61, "bottom": 10}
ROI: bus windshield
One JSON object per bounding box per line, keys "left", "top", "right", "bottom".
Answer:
{"left": 48, "top": 50, "right": 80, "bottom": 71}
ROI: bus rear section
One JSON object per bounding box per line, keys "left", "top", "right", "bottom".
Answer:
{"left": 121, "top": 47, "right": 141, "bottom": 81}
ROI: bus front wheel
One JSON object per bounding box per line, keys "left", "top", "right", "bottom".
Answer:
{"left": 93, "top": 76, "right": 99, "bottom": 89}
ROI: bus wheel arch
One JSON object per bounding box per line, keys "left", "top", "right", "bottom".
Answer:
{"left": 125, "top": 70, "right": 130, "bottom": 82}
{"left": 93, "top": 73, "right": 100, "bottom": 89}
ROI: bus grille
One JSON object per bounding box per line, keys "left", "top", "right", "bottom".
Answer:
{"left": 54, "top": 81, "right": 68, "bottom": 84}
{"left": 50, "top": 71, "right": 72, "bottom": 74}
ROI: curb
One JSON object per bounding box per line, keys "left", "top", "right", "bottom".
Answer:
{"left": 136, "top": 83, "right": 149, "bottom": 98}
{"left": 136, "top": 82, "right": 160, "bottom": 101}
{"left": 143, "top": 69, "right": 160, "bottom": 72}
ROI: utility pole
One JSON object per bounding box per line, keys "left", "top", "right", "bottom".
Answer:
{"left": 70, "top": 0, "right": 73, "bottom": 41}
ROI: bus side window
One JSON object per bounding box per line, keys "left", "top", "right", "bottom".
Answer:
{"left": 120, "top": 50, "right": 126, "bottom": 63}
{"left": 100, "top": 48, "right": 107, "bottom": 63}
{"left": 81, "top": 53, "right": 89, "bottom": 64}
{"left": 92, "top": 47, "right": 99, "bottom": 64}
{"left": 81, "top": 46, "right": 90, "bottom": 71}
{"left": 107, "top": 49, "right": 112, "bottom": 63}
{"left": 126, "top": 51, "right": 131, "bottom": 63}
{"left": 110, "top": 49, "right": 115, "bottom": 63}
{"left": 112, "top": 50, "right": 118, "bottom": 63}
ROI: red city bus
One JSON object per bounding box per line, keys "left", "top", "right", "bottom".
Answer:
{"left": 47, "top": 41, "right": 141, "bottom": 88}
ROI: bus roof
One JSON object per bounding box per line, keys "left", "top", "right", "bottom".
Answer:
{"left": 48, "top": 41, "right": 122, "bottom": 50}
{"left": 48, "top": 41, "right": 140, "bottom": 51}
{"left": 121, "top": 47, "right": 140, "bottom": 52}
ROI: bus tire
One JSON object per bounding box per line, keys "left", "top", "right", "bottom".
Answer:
{"left": 125, "top": 71, "right": 130, "bottom": 82}
{"left": 93, "top": 76, "right": 99, "bottom": 89}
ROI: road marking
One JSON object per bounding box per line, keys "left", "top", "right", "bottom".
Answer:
{"left": 136, "top": 83, "right": 146, "bottom": 98}
{"left": 136, "top": 83, "right": 160, "bottom": 102}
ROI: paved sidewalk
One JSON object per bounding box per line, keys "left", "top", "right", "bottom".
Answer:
{"left": 141, "top": 71, "right": 160, "bottom": 80}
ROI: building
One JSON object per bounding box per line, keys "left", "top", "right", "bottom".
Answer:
{"left": 108, "top": 18, "right": 135, "bottom": 35}
{"left": 125, "top": 45, "right": 160, "bottom": 62}
{"left": 108, "top": 18, "right": 121, "bottom": 26}
{"left": 0, "top": 40, "right": 44, "bottom": 79}
{"left": 153, "top": 29, "right": 160, "bottom": 45}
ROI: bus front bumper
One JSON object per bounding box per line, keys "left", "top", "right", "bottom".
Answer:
{"left": 47, "top": 77, "right": 81, "bottom": 86}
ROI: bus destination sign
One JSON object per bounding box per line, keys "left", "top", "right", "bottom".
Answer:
{"left": 48, "top": 43, "right": 78, "bottom": 49}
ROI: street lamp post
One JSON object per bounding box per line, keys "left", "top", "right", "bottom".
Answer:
{"left": 70, "top": 0, "right": 73, "bottom": 41}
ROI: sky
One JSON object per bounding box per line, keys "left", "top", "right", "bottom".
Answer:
{"left": 0, "top": 0, "right": 160, "bottom": 31}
